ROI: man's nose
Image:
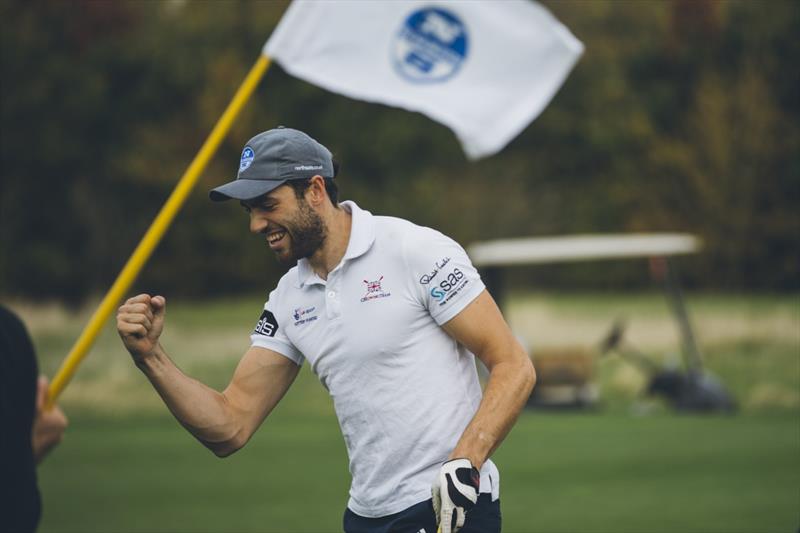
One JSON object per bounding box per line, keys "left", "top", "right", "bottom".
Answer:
{"left": 249, "top": 213, "right": 268, "bottom": 234}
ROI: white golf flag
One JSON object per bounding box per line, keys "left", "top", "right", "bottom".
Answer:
{"left": 265, "top": 0, "right": 583, "bottom": 159}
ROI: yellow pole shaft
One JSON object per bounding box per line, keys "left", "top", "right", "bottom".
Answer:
{"left": 46, "top": 54, "right": 272, "bottom": 407}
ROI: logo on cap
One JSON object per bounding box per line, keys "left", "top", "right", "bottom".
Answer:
{"left": 392, "top": 7, "right": 469, "bottom": 84}
{"left": 239, "top": 146, "right": 255, "bottom": 172}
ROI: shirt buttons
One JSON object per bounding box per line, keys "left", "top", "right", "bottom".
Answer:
{"left": 328, "top": 291, "right": 336, "bottom": 298}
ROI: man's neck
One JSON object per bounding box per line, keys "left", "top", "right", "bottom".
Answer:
{"left": 308, "top": 204, "right": 352, "bottom": 280}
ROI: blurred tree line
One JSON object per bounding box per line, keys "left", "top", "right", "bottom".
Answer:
{"left": 1, "top": 0, "right": 798, "bottom": 304}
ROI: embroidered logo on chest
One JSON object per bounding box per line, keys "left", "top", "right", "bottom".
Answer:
{"left": 293, "top": 306, "right": 318, "bottom": 326}
{"left": 360, "top": 275, "right": 392, "bottom": 303}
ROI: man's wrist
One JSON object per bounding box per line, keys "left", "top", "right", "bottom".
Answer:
{"left": 448, "top": 452, "right": 484, "bottom": 470}
{"left": 134, "top": 344, "right": 165, "bottom": 374}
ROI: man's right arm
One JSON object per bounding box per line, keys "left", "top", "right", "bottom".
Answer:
{"left": 117, "top": 294, "right": 300, "bottom": 457}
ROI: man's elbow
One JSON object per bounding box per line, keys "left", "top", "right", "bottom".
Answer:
{"left": 526, "top": 357, "right": 537, "bottom": 394}
{"left": 210, "top": 443, "right": 240, "bottom": 458}
{"left": 521, "top": 351, "right": 537, "bottom": 395}
{"left": 204, "top": 432, "right": 248, "bottom": 458}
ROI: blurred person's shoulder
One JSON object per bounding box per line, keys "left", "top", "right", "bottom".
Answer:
{"left": 0, "top": 304, "right": 37, "bottom": 367}
{"left": 0, "top": 304, "right": 27, "bottom": 336}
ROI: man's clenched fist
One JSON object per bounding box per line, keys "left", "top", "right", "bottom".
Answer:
{"left": 117, "top": 294, "right": 166, "bottom": 362}
{"left": 432, "top": 458, "right": 480, "bottom": 533}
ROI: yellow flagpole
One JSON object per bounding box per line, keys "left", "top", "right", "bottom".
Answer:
{"left": 47, "top": 54, "right": 272, "bottom": 407}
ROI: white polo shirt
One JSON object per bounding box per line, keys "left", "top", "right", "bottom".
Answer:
{"left": 250, "top": 201, "right": 500, "bottom": 518}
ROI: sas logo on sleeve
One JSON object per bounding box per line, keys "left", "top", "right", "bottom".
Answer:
{"left": 253, "top": 309, "right": 278, "bottom": 337}
{"left": 430, "top": 267, "right": 468, "bottom": 305}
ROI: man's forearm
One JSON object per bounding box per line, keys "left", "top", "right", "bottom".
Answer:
{"left": 137, "top": 344, "right": 244, "bottom": 456}
{"left": 450, "top": 349, "right": 535, "bottom": 469}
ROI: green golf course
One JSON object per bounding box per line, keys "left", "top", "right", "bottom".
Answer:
{"left": 20, "top": 292, "right": 799, "bottom": 532}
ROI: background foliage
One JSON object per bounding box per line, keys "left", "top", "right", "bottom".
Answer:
{"left": 2, "top": 0, "right": 798, "bottom": 303}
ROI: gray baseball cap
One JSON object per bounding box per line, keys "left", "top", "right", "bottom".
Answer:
{"left": 209, "top": 127, "right": 334, "bottom": 202}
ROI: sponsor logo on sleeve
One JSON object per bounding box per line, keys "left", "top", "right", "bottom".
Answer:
{"left": 419, "top": 256, "right": 451, "bottom": 285}
{"left": 430, "top": 267, "right": 469, "bottom": 306}
{"left": 253, "top": 309, "right": 278, "bottom": 337}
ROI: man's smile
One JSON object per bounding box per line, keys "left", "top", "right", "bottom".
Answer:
{"left": 267, "top": 230, "right": 288, "bottom": 248}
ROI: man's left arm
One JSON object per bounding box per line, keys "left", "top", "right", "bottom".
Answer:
{"left": 432, "top": 289, "right": 535, "bottom": 531}
{"left": 442, "top": 289, "right": 536, "bottom": 468}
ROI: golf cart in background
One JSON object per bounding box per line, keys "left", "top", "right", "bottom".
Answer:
{"left": 467, "top": 233, "right": 737, "bottom": 413}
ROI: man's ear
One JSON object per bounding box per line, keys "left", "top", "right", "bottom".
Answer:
{"left": 306, "top": 175, "right": 327, "bottom": 206}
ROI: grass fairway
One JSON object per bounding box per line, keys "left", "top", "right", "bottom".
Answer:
{"left": 38, "top": 410, "right": 799, "bottom": 532}
{"left": 15, "top": 292, "right": 799, "bottom": 532}
{"left": 496, "top": 413, "right": 799, "bottom": 533}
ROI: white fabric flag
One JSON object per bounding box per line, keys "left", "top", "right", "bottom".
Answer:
{"left": 265, "top": 0, "right": 583, "bottom": 159}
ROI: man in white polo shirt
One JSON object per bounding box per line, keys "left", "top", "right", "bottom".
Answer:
{"left": 117, "top": 127, "right": 535, "bottom": 533}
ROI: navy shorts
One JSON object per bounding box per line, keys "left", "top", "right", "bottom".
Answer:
{"left": 343, "top": 494, "right": 501, "bottom": 533}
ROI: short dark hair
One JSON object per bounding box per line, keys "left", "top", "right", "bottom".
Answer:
{"left": 289, "top": 158, "right": 340, "bottom": 205}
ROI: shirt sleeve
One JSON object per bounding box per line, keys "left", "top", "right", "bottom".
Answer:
{"left": 403, "top": 226, "right": 486, "bottom": 325}
{"left": 249, "top": 288, "right": 305, "bottom": 366}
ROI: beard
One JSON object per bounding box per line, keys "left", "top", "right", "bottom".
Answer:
{"left": 277, "top": 199, "right": 327, "bottom": 266}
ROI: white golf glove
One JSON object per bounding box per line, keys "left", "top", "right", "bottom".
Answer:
{"left": 431, "top": 458, "right": 480, "bottom": 533}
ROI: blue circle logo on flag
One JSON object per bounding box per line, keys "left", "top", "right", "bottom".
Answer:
{"left": 239, "top": 146, "right": 255, "bottom": 172}
{"left": 392, "top": 7, "right": 469, "bottom": 83}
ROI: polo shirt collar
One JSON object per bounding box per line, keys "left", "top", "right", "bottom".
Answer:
{"left": 296, "top": 201, "right": 375, "bottom": 288}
